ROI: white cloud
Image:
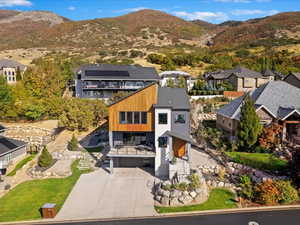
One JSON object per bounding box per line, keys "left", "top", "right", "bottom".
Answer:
{"left": 113, "top": 7, "right": 147, "bottom": 13}
{"left": 174, "top": 11, "right": 229, "bottom": 21}
{"left": 68, "top": 6, "right": 76, "bottom": 11}
{"left": 0, "top": 0, "right": 32, "bottom": 7}
{"left": 231, "top": 9, "right": 279, "bottom": 16}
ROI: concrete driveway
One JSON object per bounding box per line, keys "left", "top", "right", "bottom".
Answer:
{"left": 56, "top": 168, "right": 157, "bottom": 220}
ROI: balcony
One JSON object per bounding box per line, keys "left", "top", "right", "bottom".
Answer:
{"left": 108, "top": 145, "right": 155, "bottom": 158}
{"left": 82, "top": 81, "right": 146, "bottom": 90}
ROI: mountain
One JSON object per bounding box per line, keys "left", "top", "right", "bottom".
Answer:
{"left": 212, "top": 12, "right": 300, "bottom": 48}
{"left": 0, "top": 9, "right": 204, "bottom": 50}
{"left": 0, "top": 10, "right": 69, "bottom": 50}
{"left": 0, "top": 9, "right": 300, "bottom": 51}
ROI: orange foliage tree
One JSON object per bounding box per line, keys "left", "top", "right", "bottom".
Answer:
{"left": 259, "top": 122, "right": 283, "bottom": 149}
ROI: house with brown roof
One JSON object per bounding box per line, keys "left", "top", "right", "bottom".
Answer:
{"left": 217, "top": 81, "right": 300, "bottom": 145}
{"left": 284, "top": 72, "right": 300, "bottom": 89}
{"left": 204, "top": 66, "right": 275, "bottom": 92}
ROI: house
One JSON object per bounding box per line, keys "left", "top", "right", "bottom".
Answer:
{"left": 262, "top": 69, "right": 284, "bottom": 81}
{"left": 0, "top": 59, "right": 27, "bottom": 84}
{"left": 75, "top": 64, "right": 161, "bottom": 100}
{"left": 107, "top": 82, "right": 193, "bottom": 179}
{"left": 0, "top": 136, "right": 27, "bottom": 175}
{"left": 160, "top": 71, "right": 196, "bottom": 91}
{"left": 284, "top": 72, "right": 300, "bottom": 89}
{"left": 217, "top": 81, "right": 300, "bottom": 145}
{"left": 204, "top": 66, "right": 274, "bottom": 92}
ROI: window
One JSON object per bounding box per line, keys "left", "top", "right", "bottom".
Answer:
{"left": 120, "top": 112, "right": 126, "bottom": 124}
{"left": 158, "top": 137, "right": 168, "bottom": 148}
{"left": 141, "top": 112, "right": 147, "bottom": 124}
{"left": 134, "top": 112, "right": 140, "bottom": 124}
{"left": 159, "top": 113, "right": 168, "bottom": 124}
{"left": 127, "top": 112, "right": 133, "bottom": 124}
{"left": 175, "top": 114, "right": 185, "bottom": 124}
{"left": 119, "top": 112, "right": 147, "bottom": 124}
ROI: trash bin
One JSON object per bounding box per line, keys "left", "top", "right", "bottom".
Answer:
{"left": 41, "top": 203, "right": 57, "bottom": 219}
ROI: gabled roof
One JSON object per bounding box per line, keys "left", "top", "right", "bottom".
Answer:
{"left": 164, "top": 131, "right": 194, "bottom": 144}
{"left": 0, "top": 136, "right": 26, "bottom": 156}
{"left": 77, "top": 64, "right": 160, "bottom": 80}
{"left": 262, "top": 69, "right": 276, "bottom": 77}
{"left": 155, "top": 87, "right": 190, "bottom": 110}
{"left": 285, "top": 72, "right": 300, "bottom": 81}
{"left": 205, "top": 66, "right": 265, "bottom": 80}
{"left": 217, "top": 81, "right": 300, "bottom": 120}
{"left": 0, "top": 59, "right": 26, "bottom": 71}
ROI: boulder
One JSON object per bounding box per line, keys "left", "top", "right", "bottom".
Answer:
{"left": 170, "top": 190, "right": 181, "bottom": 198}
{"left": 169, "top": 198, "right": 180, "bottom": 206}
{"left": 161, "top": 197, "right": 170, "bottom": 206}
{"left": 162, "top": 190, "right": 170, "bottom": 198}
{"left": 179, "top": 195, "right": 193, "bottom": 204}
{"left": 190, "top": 191, "right": 197, "bottom": 198}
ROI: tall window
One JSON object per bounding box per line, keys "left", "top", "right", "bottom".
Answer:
{"left": 158, "top": 137, "right": 168, "bottom": 147}
{"left": 159, "top": 113, "right": 168, "bottom": 124}
{"left": 119, "top": 112, "right": 147, "bottom": 124}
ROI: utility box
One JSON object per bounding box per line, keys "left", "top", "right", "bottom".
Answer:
{"left": 41, "top": 203, "right": 56, "bottom": 219}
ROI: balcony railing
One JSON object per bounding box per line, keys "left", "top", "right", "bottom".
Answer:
{"left": 0, "top": 160, "right": 9, "bottom": 169}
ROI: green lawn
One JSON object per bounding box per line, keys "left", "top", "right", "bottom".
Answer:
{"left": 225, "top": 152, "right": 288, "bottom": 172}
{"left": 0, "top": 160, "right": 90, "bottom": 222}
{"left": 7, "top": 154, "right": 37, "bottom": 176}
{"left": 84, "top": 146, "right": 103, "bottom": 153}
{"left": 155, "top": 188, "right": 237, "bottom": 213}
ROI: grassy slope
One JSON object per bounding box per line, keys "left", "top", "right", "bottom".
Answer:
{"left": 0, "top": 160, "right": 90, "bottom": 222}
{"left": 155, "top": 188, "right": 237, "bottom": 213}
{"left": 225, "top": 152, "right": 288, "bottom": 171}
{"left": 7, "top": 154, "right": 37, "bottom": 176}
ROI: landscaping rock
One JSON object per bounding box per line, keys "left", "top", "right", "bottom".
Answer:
{"left": 161, "top": 197, "right": 170, "bottom": 206}
{"left": 190, "top": 191, "right": 197, "bottom": 198}
{"left": 169, "top": 198, "right": 180, "bottom": 206}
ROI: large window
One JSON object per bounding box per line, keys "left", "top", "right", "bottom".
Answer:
{"left": 175, "top": 114, "right": 186, "bottom": 124}
{"left": 158, "top": 137, "right": 168, "bottom": 148}
{"left": 119, "top": 112, "right": 147, "bottom": 124}
{"left": 159, "top": 113, "right": 168, "bottom": 124}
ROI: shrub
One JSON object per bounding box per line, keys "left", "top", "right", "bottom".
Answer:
{"left": 174, "top": 182, "right": 189, "bottom": 191}
{"left": 38, "top": 146, "right": 54, "bottom": 168}
{"left": 276, "top": 180, "right": 299, "bottom": 204}
{"left": 239, "top": 175, "right": 254, "bottom": 200}
{"left": 68, "top": 134, "right": 78, "bottom": 151}
{"left": 188, "top": 173, "right": 201, "bottom": 190}
{"left": 254, "top": 180, "right": 281, "bottom": 205}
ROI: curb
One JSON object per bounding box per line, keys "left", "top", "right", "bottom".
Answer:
{"left": 1, "top": 205, "right": 300, "bottom": 225}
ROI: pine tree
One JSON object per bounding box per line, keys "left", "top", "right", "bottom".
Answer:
{"left": 237, "top": 95, "right": 263, "bottom": 150}
{"left": 68, "top": 134, "right": 78, "bottom": 151}
{"left": 16, "top": 67, "right": 22, "bottom": 81}
{"left": 177, "top": 76, "right": 186, "bottom": 88}
{"left": 38, "top": 146, "right": 54, "bottom": 168}
{"left": 166, "top": 78, "right": 175, "bottom": 88}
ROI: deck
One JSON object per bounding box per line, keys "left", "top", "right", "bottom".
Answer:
{"left": 108, "top": 146, "right": 155, "bottom": 158}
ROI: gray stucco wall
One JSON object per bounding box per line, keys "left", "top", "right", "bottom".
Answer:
{"left": 171, "top": 110, "right": 190, "bottom": 135}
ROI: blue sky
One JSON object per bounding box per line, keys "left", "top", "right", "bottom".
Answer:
{"left": 0, "top": 0, "right": 299, "bottom": 23}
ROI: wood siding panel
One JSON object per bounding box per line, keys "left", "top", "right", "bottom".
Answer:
{"left": 109, "top": 84, "right": 158, "bottom": 132}
{"left": 173, "top": 137, "right": 186, "bottom": 158}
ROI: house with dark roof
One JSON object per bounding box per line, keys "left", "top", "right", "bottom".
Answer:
{"left": 0, "top": 59, "right": 27, "bottom": 84}
{"left": 204, "top": 66, "right": 274, "bottom": 92}
{"left": 217, "top": 81, "right": 300, "bottom": 145}
{"left": 0, "top": 136, "right": 27, "bottom": 175}
{"left": 284, "top": 72, "right": 300, "bottom": 89}
{"left": 75, "top": 64, "right": 160, "bottom": 100}
{"left": 107, "top": 82, "right": 192, "bottom": 179}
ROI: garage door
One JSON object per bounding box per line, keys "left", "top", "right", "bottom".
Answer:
{"left": 113, "top": 157, "right": 154, "bottom": 168}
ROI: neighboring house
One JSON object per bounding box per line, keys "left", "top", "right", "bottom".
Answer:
{"left": 284, "top": 72, "right": 300, "bottom": 89}
{"left": 204, "top": 66, "right": 274, "bottom": 92}
{"left": 108, "top": 82, "right": 193, "bottom": 179}
{"left": 0, "top": 125, "right": 5, "bottom": 133}
{"left": 0, "top": 59, "right": 27, "bottom": 84}
{"left": 262, "top": 69, "right": 284, "bottom": 81}
{"left": 160, "top": 71, "right": 196, "bottom": 91}
{"left": 75, "top": 64, "right": 161, "bottom": 100}
{"left": 0, "top": 136, "right": 27, "bottom": 175}
{"left": 217, "top": 81, "right": 300, "bottom": 145}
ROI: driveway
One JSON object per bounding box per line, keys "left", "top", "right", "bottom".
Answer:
{"left": 56, "top": 168, "right": 157, "bottom": 220}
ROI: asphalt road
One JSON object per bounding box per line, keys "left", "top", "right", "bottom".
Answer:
{"left": 43, "top": 209, "right": 300, "bottom": 225}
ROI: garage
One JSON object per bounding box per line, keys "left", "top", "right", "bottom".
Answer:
{"left": 112, "top": 157, "right": 154, "bottom": 168}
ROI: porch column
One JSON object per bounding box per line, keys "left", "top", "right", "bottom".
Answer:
{"left": 282, "top": 122, "right": 287, "bottom": 142}
{"left": 109, "top": 131, "right": 113, "bottom": 148}
{"left": 110, "top": 158, "right": 114, "bottom": 175}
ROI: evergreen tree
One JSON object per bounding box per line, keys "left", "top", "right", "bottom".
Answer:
{"left": 68, "top": 134, "right": 78, "bottom": 151}
{"left": 237, "top": 95, "right": 263, "bottom": 150}
{"left": 16, "top": 67, "right": 22, "bottom": 81}
{"left": 0, "top": 77, "right": 14, "bottom": 118}
{"left": 38, "top": 146, "right": 54, "bottom": 168}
